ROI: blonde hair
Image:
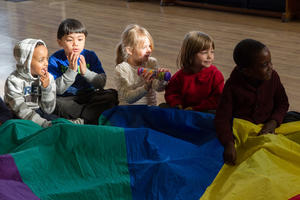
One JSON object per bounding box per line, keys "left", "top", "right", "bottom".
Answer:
{"left": 177, "top": 31, "right": 215, "bottom": 70}
{"left": 115, "top": 24, "right": 154, "bottom": 65}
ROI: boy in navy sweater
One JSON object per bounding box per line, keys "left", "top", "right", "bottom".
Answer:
{"left": 48, "top": 18, "right": 118, "bottom": 124}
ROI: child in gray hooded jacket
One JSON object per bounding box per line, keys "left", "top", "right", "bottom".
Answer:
{"left": 4, "top": 38, "right": 56, "bottom": 127}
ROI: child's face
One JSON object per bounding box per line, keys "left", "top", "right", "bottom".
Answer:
{"left": 58, "top": 33, "right": 86, "bottom": 56}
{"left": 248, "top": 47, "right": 273, "bottom": 81}
{"left": 193, "top": 45, "right": 214, "bottom": 70}
{"left": 31, "top": 45, "right": 48, "bottom": 77}
{"left": 130, "top": 37, "right": 152, "bottom": 66}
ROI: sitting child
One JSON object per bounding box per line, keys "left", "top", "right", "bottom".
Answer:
{"left": 4, "top": 39, "right": 56, "bottom": 127}
{"left": 114, "top": 24, "right": 169, "bottom": 105}
{"left": 214, "top": 39, "right": 290, "bottom": 165}
{"left": 164, "top": 31, "right": 224, "bottom": 112}
{"left": 48, "top": 18, "right": 118, "bottom": 125}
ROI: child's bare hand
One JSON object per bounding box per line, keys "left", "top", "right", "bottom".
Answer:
{"left": 184, "top": 106, "right": 193, "bottom": 110}
{"left": 223, "top": 141, "right": 236, "bottom": 165}
{"left": 142, "top": 71, "right": 153, "bottom": 91}
{"left": 142, "top": 71, "right": 154, "bottom": 81}
{"left": 175, "top": 104, "right": 183, "bottom": 109}
{"left": 79, "top": 55, "right": 87, "bottom": 75}
{"left": 157, "top": 68, "right": 170, "bottom": 73}
{"left": 258, "top": 120, "right": 277, "bottom": 135}
{"left": 67, "top": 52, "right": 79, "bottom": 72}
{"left": 40, "top": 71, "right": 50, "bottom": 88}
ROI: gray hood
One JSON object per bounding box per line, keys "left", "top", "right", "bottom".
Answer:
{"left": 13, "top": 38, "right": 46, "bottom": 80}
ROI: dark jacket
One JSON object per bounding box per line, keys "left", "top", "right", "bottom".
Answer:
{"left": 214, "top": 66, "right": 289, "bottom": 145}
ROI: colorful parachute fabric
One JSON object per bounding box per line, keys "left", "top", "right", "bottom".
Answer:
{"left": 0, "top": 105, "right": 299, "bottom": 200}
{"left": 0, "top": 106, "right": 223, "bottom": 200}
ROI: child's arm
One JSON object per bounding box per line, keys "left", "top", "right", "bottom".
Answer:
{"left": 79, "top": 55, "right": 106, "bottom": 89}
{"left": 223, "top": 141, "right": 236, "bottom": 165}
{"left": 40, "top": 74, "right": 56, "bottom": 115}
{"left": 48, "top": 55, "right": 77, "bottom": 95}
{"left": 115, "top": 64, "right": 150, "bottom": 104}
{"left": 164, "top": 73, "right": 183, "bottom": 107}
{"left": 214, "top": 81, "right": 236, "bottom": 164}
{"left": 5, "top": 77, "right": 51, "bottom": 127}
{"left": 269, "top": 71, "right": 289, "bottom": 125}
{"left": 192, "top": 70, "right": 224, "bottom": 111}
{"left": 259, "top": 72, "right": 289, "bottom": 135}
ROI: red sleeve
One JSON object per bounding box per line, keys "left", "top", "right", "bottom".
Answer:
{"left": 165, "top": 72, "right": 183, "bottom": 107}
{"left": 192, "top": 69, "right": 224, "bottom": 111}
{"left": 270, "top": 71, "right": 289, "bottom": 125}
{"left": 214, "top": 80, "right": 235, "bottom": 146}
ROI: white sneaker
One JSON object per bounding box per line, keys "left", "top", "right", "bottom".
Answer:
{"left": 68, "top": 118, "right": 84, "bottom": 124}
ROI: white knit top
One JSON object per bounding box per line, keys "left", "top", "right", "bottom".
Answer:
{"left": 114, "top": 57, "right": 167, "bottom": 106}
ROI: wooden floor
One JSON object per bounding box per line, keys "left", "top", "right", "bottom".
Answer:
{"left": 1, "top": 0, "right": 300, "bottom": 110}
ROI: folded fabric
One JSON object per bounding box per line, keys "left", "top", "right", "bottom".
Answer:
{"left": 201, "top": 119, "right": 300, "bottom": 200}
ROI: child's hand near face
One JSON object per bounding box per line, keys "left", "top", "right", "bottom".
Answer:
{"left": 67, "top": 52, "right": 79, "bottom": 72}
{"left": 258, "top": 119, "right": 277, "bottom": 135}
{"left": 78, "top": 55, "right": 87, "bottom": 75}
{"left": 40, "top": 70, "right": 50, "bottom": 88}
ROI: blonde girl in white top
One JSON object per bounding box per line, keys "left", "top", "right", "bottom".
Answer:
{"left": 114, "top": 24, "right": 169, "bottom": 105}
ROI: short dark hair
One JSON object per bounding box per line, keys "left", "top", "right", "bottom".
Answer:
{"left": 233, "top": 39, "right": 266, "bottom": 68}
{"left": 57, "top": 18, "right": 88, "bottom": 39}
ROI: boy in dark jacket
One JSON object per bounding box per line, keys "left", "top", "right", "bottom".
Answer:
{"left": 215, "top": 39, "right": 289, "bottom": 165}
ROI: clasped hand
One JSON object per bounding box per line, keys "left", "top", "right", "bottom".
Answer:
{"left": 67, "top": 53, "right": 87, "bottom": 75}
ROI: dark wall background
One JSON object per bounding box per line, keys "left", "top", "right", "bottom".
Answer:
{"left": 180, "top": 0, "right": 285, "bottom": 12}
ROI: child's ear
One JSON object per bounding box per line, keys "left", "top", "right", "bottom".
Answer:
{"left": 125, "top": 47, "right": 133, "bottom": 56}
{"left": 57, "top": 39, "right": 63, "bottom": 47}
